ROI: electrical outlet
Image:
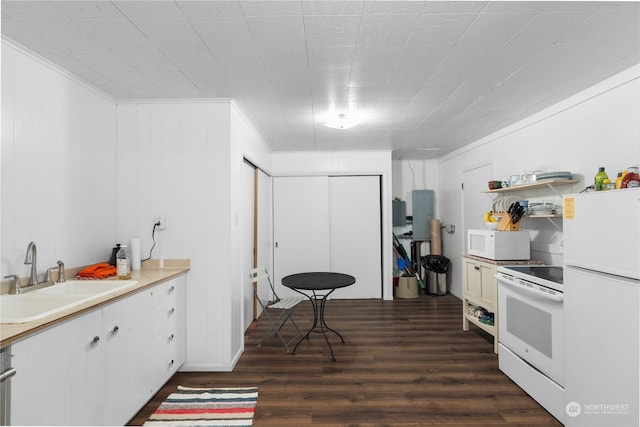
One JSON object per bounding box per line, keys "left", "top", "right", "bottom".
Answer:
{"left": 154, "top": 215, "right": 166, "bottom": 230}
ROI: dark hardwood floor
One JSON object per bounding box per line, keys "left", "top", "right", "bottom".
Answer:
{"left": 129, "top": 294, "right": 561, "bottom": 426}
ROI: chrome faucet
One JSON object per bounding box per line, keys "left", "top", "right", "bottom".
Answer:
{"left": 24, "top": 241, "right": 38, "bottom": 286}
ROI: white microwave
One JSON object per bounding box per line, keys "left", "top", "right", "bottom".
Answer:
{"left": 467, "top": 229, "right": 530, "bottom": 260}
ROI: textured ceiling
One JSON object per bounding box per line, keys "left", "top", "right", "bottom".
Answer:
{"left": 2, "top": 1, "right": 639, "bottom": 159}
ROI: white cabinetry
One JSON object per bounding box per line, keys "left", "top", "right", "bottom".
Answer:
{"left": 10, "top": 275, "right": 186, "bottom": 426}
{"left": 11, "top": 310, "right": 102, "bottom": 426}
{"left": 102, "top": 291, "right": 152, "bottom": 425}
{"left": 462, "top": 256, "right": 498, "bottom": 353}
{"left": 66, "top": 309, "right": 104, "bottom": 425}
{"left": 150, "top": 275, "right": 186, "bottom": 386}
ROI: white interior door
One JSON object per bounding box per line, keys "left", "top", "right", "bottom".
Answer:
{"left": 329, "top": 176, "right": 381, "bottom": 298}
{"left": 241, "top": 160, "right": 256, "bottom": 330}
{"left": 256, "top": 169, "right": 272, "bottom": 317}
{"left": 273, "top": 176, "right": 330, "bottom": 298}
{"left": 463, "top": 163, "right": 493, "bottom": 248}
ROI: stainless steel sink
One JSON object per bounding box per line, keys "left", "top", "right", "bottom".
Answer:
{"left": 0, "top": 280, "right": 138, "bottom": 323}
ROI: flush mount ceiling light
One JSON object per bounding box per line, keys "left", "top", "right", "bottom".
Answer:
{"left": 323, "top": 111, "right": 363, "bottom": 130}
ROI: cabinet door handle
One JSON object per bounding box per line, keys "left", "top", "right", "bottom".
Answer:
{"left": 474, "top": 266, "right": 480, "bottom": 270}
{"left": 168, "top": 307, "right": 175, "bottom": 315}
{"left": 111, "top": 325, "right": 119, "bottom": 334}
{"left": 168, "top": 333, "right": 174, "bottom": 341}
{"left": 168, "top": 359, "right": 174, "bottom": 367}
{"left": 168, "top": 285, "right": 175, "bottom": 294}
{"left": 90, "top": 336, "right": 100, "bottom": 346}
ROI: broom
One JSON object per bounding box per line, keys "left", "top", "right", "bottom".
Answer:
{"left": 393, "top": 233, "right": 426, "bottom": 290}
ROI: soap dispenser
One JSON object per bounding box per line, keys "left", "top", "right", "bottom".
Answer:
{"left": 109, "top": 244, "right": 121, "bottom": 266}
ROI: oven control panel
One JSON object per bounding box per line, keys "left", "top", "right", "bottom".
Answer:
{"left": 496, "top": 272, "right": 564, "bottom": 302}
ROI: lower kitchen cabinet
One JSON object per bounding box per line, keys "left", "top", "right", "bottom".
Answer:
{"left": 462, "top": 256, "right": 498, "bottom": 353}
{"left": 10, "top": 310, "right": 103, "bottom": 426}
{"left": 102, "top": 290, "right": 153, "bottom": 426}
{"left": 10, "top": 274, "right": 186, "bottom": 426}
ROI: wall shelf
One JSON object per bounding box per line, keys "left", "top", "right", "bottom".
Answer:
{"left": 482, "top": 179, "right": 579, "bottom": 194}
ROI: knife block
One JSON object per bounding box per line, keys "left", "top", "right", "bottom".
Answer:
{"left": 497, "top": 213, "right": 520, "bottom": 231}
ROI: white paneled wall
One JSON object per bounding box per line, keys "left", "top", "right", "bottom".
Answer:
{"left": 438, "top": 66, "right": 640, "bottom": 298}
{"left": 1, "top": 40, "right": 117, "bottom": 279}
{"left": 117, "top": 100, "right": 270, "bottom": 371}
{"left": 117, "top": 101, "right": 233, "bottom": 370}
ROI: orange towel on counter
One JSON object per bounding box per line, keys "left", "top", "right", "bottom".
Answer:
{"left": 76, "top": 263, "right": 117, "bottom": 279}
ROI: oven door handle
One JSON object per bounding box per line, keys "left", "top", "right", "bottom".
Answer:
{"left": 498, "top": 277, "right": 564, "bottom": 302}
{"left": 0, "top": 367, "right": 16, "bottom": 383}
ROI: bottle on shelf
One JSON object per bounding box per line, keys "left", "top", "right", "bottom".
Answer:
{"left": 621, "top": 166, "right": 640, "bottom": 188}
{"left": 116, "top": 244, "right": 131, "bottom": 280}
{"left": 594, "top": 167, "right": 608, "bottom": 191}
{"left": 615, "top": 171, "right": 626, "bottom": 189}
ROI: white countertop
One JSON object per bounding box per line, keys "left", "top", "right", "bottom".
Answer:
{"left": 0, "top": 260, "right": 189, "bottom": 347}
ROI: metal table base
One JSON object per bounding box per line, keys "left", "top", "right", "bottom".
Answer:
{"left": 291, "top": 288, "right": 344, "bottom": 361}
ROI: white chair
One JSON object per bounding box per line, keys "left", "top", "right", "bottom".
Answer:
{"left": 249, "top": 267, "right": 304, "bottom": 352}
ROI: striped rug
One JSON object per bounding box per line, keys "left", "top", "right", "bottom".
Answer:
{"left": 143, "top": 386, "right": 258, "bottom": 426}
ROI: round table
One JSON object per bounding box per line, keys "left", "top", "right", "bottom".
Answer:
{"left": 281, "top": 272, "right": 355, "bottom": 361}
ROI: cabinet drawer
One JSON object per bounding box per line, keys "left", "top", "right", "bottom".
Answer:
{"left": 151, "top": 279, "right": 178, "bottom": 307}
{"left": 149, "top": 327, "right": 182, "bottom": 386}
{"left": 151, "top": 279, "right": 180, "bottom": 335}
{"left": 152, "top": 302, "right": 178, "bottom": 335}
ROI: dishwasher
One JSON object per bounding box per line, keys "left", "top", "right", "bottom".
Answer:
{"left": 0, "top": 346, "right": 16, "bottom": 426}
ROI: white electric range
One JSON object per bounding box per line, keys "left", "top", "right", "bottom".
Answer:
{"left": 496, "top": 265, "right": 565, "bottom": 423}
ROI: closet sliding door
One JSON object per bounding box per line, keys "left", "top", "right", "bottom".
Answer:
{"left": 273, "top": 175, "right": 382, "bottom": 299}
{"left": 329, "top": 176, "right": 381, "bottom": 299}
{"left": 273, "top": 176, "right": 331, "bottom": 298}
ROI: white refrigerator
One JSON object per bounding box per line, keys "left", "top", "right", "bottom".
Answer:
{"left": 562, "top": 188, "right": 639, "bottom": 427}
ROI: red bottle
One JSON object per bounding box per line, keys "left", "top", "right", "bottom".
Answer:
{"left": 621, "top": 166, "right": 640, "bottom": 188}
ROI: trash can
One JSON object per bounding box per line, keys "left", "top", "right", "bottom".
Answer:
{"left": 421, "top": 255, "right": 450, "bottom": 296}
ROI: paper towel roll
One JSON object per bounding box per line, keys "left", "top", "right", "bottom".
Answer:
{"left": 430, "top": 219, "right": 442, "bottom": 255}
{"left": 130, "top": 237, "right": 141, "bottom": 271}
